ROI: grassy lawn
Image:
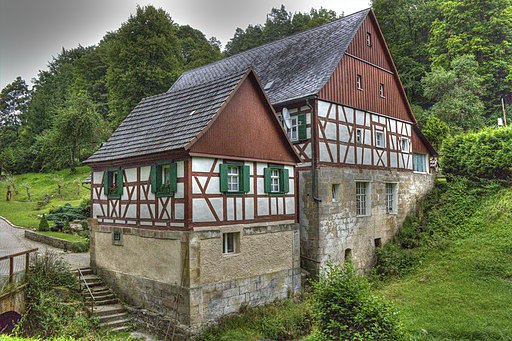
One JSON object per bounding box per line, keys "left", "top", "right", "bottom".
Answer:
{"left": 0, "top": 166, "right": 90, "bottom": 228}
{"left": 38, "top": 231, "right": 86, "bottom": 243}
{"left": 377, "top": 186, "right": 512, "bottom": 340}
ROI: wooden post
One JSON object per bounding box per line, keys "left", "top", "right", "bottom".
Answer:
{"left": 9, "top": 256, "right": 14, "bottom": 283}
{"left": 502, "top": 98, "right": 507, "bottom": 127}
{"left": 25, "top": 253, "right": 30, "bottom": 273}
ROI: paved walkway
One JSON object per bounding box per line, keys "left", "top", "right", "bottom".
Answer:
{"left": 0, "top": 217, "right": 89, "bottom": 277}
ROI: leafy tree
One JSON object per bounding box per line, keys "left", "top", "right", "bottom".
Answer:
{"left": 428, "top": 0, "right": 512, "bottom": 115}
{"left": 53, "top": 91, "right": 101, "bottom": 170}
{"left": 0, "top": 77, "right": 31, "bottom": 136}
{"left": 106, "top": 5, "right": 183, "bottom": 124}
{"left": 422, "top": 114, "right": 450, "bottom": 150}
{"left": 224, "top": 6, "right": 341, "bottom": 56}
{"left": 422, "top": 54, "right": 485, "bottom": 131}
{"left": 178, "top": 25, "right": 221, "bottom": 70}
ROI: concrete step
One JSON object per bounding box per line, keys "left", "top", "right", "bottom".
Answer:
{"left": 84, "top": 280, "right": 103, "bottom": 287}
{"left": 99, "top": 317, "right": 131, "bottom": 329}
{"left": 87, "top": 286, "right": 111, "bottom": 293}
{"left": 86, "top": 293, "right": 115, "bottom": 301}
{"left": 92, "top": 304, "right": 126, "bottom": 317}
{"left": 110, "top": 325, "right": 132, "bottom": 333}
{"left": 99, "top": 312, "right": 130, "bottom": 323}
{"left": 94, "top": 298, "right": 119, "bottom": 306}
{"left": 77, "top": 267, "right": 93, "bottom": 276}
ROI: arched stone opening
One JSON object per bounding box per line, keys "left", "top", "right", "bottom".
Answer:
{"left": 0, "top": 311, "right": 22, "bottom": 335}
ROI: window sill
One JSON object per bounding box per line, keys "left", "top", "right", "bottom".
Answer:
{"left": 357, "top": 214, "right": 371, "bottom": 218}
{"left": 357, "top": 88, "right": 363, "bottom": 91}
{"left": 107, "top": 194, "right": 121, "bottom": 200}
{"left": 380, "top": 95, "right": 386, "bottom": 99}
{"left": 156, "top": 191, "right": 174, "bottom": 198}
{"left": 376, "top": 145, "right": 386, "bottom": 149}
{"left": 413, "top": 171, "right": 428, "bottom": 174}
{"left": 386, "top": 212, "right": 398, "bottom": 215}
{"left": 225, "top": 192, "right": 245, "bottom": 197}
{"left": 222, "top": 252, "right": 240, "bottom": 257}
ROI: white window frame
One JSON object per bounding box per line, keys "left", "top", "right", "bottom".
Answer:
{"left": 270, "top": 169, "right": 280, "bottom": 193}
{"left": 379, "top": 83, "right": 385, "bottom": 98}
{"left": 288, "top": 116, "right": 299, "bottom": 142}
{"left": 161, "top": 164, "right": 170, "bottom": 186}
{"left": 223, "top": 232, "right": 239, "bottom": 254}
{"left": 366, "top": 32, "right": 372, "bottom": 46}
{"left": 385, "top": 183, "right": 398, "bottom": 214}
{"left": 356, "top": 128, "right": 363, "bottom": 144}
{"left": 414, "top": 153, "right": 428, "bottom": 173}
{"left": 356, "top": 75, "right": 363, "bottom": 90}
{"left": 332, "top": 184, "right": 340, "bottom": 202}
{"left": 400, "top": 137, "right": 410, "bottom": 153}
{"left": 375, "top": 129, "right": 385, "bottom": 148}
{"left": 227, "top": 166, "right": 240, "bottom": 192}
{"left": 356, "top": 181, "right": 370, "bottom": 216}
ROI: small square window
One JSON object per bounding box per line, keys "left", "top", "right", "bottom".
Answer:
{"left": 366, "top": 32, "right": 372, "bottom": 46}
{"left": 356, "top": 75, "right": 363, "bottom": 90}
{"left": 400, "top": 138, "right": 410, "bottom": 153}
{"left": 375, "top": 129, "right": 385, "bottom": 148}
{"left": 356, "top": 128, "right": 363, "bottom": 144}
{"left": 112, "top": 231, "right": 123, "bottom": 245}
{"left": 223, "top": 232, "right": 240, "bottom": 254}
{"left": 379, "top": 83, "right": 385, "bottom": 98}
{"left": 332, "top": 184, "right": 340, "bottom": 202}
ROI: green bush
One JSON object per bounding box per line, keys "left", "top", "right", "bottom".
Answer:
{"left": 46, "top": 203, "right": 88, "bottom": 224}
{"left": 441, "top": 127, "right": 512, "bottom": 182}
{"left": 70, "top": 241, "right": 89, "bottom": 253}
{"left": 38, "top": 214, "right": 50, "bottom": 232}
{"left": 311, "top": 261, "right": 403, "bottom": 340}
{"left": 62, "top": 220, "right": 71, "bottom": 233}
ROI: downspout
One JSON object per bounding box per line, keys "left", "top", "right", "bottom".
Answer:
{"left": 306, "top": 97, "right": 321, "bottom": 203}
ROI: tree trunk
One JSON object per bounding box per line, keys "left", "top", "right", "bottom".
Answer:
{"left": 26, "top": 188, "right": 31, "bottom": 202}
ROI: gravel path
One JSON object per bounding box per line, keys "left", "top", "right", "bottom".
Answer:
{"left": 0, "top": 217, "right": 89, "bottom": 276}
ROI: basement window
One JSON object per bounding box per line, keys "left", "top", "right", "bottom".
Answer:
{"left": 223, "top": 232, "right": 240, "bottom": 254}
{"left": 112, "top": 231, "right": 123, "bottom": 246}
{"left": 332, "top": 184, "right": 340, "bottom": 202}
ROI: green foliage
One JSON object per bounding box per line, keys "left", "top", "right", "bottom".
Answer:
{"left": 0, "top": 76, "right": 30, "bottom": 135}
{"left": 70, "top": 241, "right": 89, "bottom": 253}
{"left": 421, "top": 115, "right": 450, "bottom": 150}
{"left": 310, "top": 261, "right": 403, "bottom": 340}
{"left": 224, "top": 6, "right": 340, "bottom": 56}
{"left": 440, "top": 127, "right": 512, "bottom": 181}
{"left": 46, "top": 203, "right": 88, "bottom": 224}
{"left": 177, "top": 25, "right": 221, "bottom": 70}
{"left": 106, "top": 5, "right": 183, "bottom": 124}
{"left": 422, "top": 55, "right": 485, "bottom": 131}
{"left": 38, "top": 214, "right": 50, "bottom": 232}
{"left": 198, "top": 300, "right": 311, "bottom": 340}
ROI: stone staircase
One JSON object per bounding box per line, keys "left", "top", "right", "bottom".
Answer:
{"left": 78, "top": 267, "right": 132, "bottom": 332}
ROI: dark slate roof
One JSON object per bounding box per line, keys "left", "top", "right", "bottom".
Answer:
{"left": 169, "top": 8, "right": 371, "bottom": 105}
{"left": 86, "top": 68, "right": 248, "bottom": 163}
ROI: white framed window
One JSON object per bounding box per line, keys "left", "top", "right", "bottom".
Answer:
{"left": 356, "top": 182, "right": 370, "bottom": 216}
{"left": 161, "top": 164, "right": 171, "bottom": 186}
{"left": 332, "top": 184, "right": 340, "bottom": 202}
{"left": 227, "top": 166, "right": 240, "bottom": 192}
{"left": 400, "top": 137, "right": 410, "bottom": 153}
{"left": 379, "top": 83, "right": 385, "bottom": 98}
{"left": 366, "top": 32, "right": 372, "bottom": 46}
{"left": 223, "top": 232, "right": 239, "bottom": 254}
{"left": 375, "top": 129, "right": 385, "bottom": 148}
{"left": 356, "top": 75, "right": 363, "bottom": 90}
{"left": 288, "top": 116, "right": 299, "bottom": 142}
{"left": 414, "top": 153, "right": 428, "bottom": 173}
{"left": 385, "top": 183, "right": 397, "bottom": 214}
{"left": 356, "top": 128, "right": 363, "bottom": 144}
{"left": 270, "top": 169, "right": 280, "bottom": 193}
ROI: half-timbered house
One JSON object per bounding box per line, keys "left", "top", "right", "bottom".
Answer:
{"left": 85, "top": 68, "right": 302, "bottom": 331}
{"left": 168, "top": 8, "right": 437, "bottom": 275}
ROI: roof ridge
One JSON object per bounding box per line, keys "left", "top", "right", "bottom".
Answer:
{"left": 168, "top": 7, "right": 371, "bottom": 92}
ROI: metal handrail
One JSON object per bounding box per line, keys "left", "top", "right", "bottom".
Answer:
{"left": 77, "top": 267, "right": 95, "bottom": 313}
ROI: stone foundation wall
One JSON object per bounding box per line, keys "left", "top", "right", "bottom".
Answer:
{"left": 300, "top": 167, "right": 435, "bottom": 274}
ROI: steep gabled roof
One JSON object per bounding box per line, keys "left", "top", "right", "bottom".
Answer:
{"left": 86, "top": 69, "right": 248, "bottom": 163}
{"left": 169, "top": 8, "right": 371, "bottom": 105}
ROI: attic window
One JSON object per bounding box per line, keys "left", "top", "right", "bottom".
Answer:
{"left": 366, "top": 32, "right": 372, "bottom": 47}
{"left": 356, "top": 75, "right": 363, "bottom": 90}
{"left": 379, "top": 83, "right": 385, "bottom": 98}
{"left": 264, "top": 81, "right": 274, "bottom": 91}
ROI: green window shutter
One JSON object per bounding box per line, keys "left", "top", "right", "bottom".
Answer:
{"left": 264, "top": 168, "right": 271, "bottom": 193}
{"left": 281, "top": 168, "right": 290, "bottom": 193}
{"left": 103, "top": 172, "right": 109, "bottom": 196}
{"left": 298, "top": 114, "right": 307, "bottom": 141}
{"left": 150, "top": 165, "right": 157, "bottom": 193}
{"left": 219, "top": 164, "right": 228, "bottom": 193}
{"left": 169, "top": 162, "right": 178, "bottom": 193}
{"left": 243, "top": 165, "right": 251, "bottom": 193}
{"left": 117, "top": 168, "right": 124, "bottom": 196}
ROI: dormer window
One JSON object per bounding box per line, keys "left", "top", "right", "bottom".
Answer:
{"left": 366, "top": 32, "right": 372, "bottom": 47}
{"left": 379, "top": 83, "right": 385, "bottom": 98}
{"left": 356, "top": 75, "right": 363, "bottom": 90}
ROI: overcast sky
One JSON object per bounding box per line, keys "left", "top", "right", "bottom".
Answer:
{"left": 0, "top": 0, "right": 371, "bottom": 89}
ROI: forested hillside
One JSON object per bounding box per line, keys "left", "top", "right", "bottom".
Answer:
{"left": 0, "top": 1, "right": 510, "bottom": 175}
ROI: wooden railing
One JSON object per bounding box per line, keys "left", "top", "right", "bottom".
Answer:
{"left": 0, "top": 248, "right": 38, "bottom": 284}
